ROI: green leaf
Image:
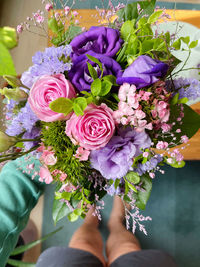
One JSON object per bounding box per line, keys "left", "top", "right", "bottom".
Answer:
{"left": 117, "top": 2, "right": 138, "bottom": 22}
{"left": 49, "top": 97, "right": 73, "bottom": 115}
{"left": 55, "top": 191, "right": 71, "bottom": 201}
{"left": 87, "top": 62, "right": 98, "bottom": 80}
{"left": 74, "top": 97, "right": 87, "bottom": 111}
{"left": 121, "top": 20, "right": 135, "bottom": 40}
{"left": 0, "top": 26, "right": 17, "bottom": 49}
{"left": 99, "top": 80, "right": 112, "bottom": 96}
{"left": 91, "top": 78, "right": 101, "bottom": 96}
{"left": 53, "top": 199, "right": 71, "bottom": 224}
{"left": 189, "top": 40, "right": 198, "bottom": 49}
{"left": 171, "top": 104, "right": 200, "bottom": 140}
{"left": 67, "top": 25, "right": 82, "bottom": 41}
{"left": 127, "top": 181, "right": 137, "bottom": 193}
{"left": 6, "top": 259, "right": 35, "bottom": 267}
{"left": 3, "top": 75, "right": 22, "bottom": 88}
{"left": 48, "top": 17, "right": 59, "bottom": 34}
{"left": 171, "top": 93, "right": 179, "bottom": 105}
{"left": 10, "top": 227, "right": 63, "bottom": 256}
{"left": 0, "top": 42, "right": 16, "bottom": 76}
{"left": 178, "top": 97, "right": 188, "bottom": 104}
{"left": 166, "top": 159, "right": 185, "bottom": 168}
{"left": 86, "top": 54, "right": 103, "bottom": 74}
{"left": 172, "top": 39, "right": 181, "bottom": 50}
{"left": 103, "top": 75, "right": 116, "bottom": 85}
{"left": 73, "top": 103, "right": 84, "bottom": 116}
{"left": 114, "top": 178, "right": 121, "bottom": 189}
{"left": 181, "top": 36, "right": 190, "bottom": 45}
{"left": 74, "top": 208, "right": 82, "bottom": 216}
{"left": 148, "top": 10, "right": 163, "bottom": 24}
{"left": 134, "top": 174, "right": 152, "bottom": 210}
{"left": 68, "top": 211, "right": 79, "bottom": 222}
{"left": 126, "top": 171, "right": 140, "bottom": 184}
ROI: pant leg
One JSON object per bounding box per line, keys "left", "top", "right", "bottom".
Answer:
{"left": 110, "top": 249, "right": 177, "bottom": 267}
{"left": 36, "top": 246, "right": 104, "bottom": 267}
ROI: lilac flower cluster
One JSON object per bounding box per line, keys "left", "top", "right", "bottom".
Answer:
{"left": 172, "top": 77, "right": 200, "bottom": 101}
{"left": 21, "top": 45, "right": 72, "bottom": 88}
{"left": 134, "top": 154, "right": 163, "bottom": 176}
{"left": 6, "top": 102, "right": 40, "bottom": 148}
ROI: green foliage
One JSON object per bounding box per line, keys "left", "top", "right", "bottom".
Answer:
{"left": 0, "top": 26, "right": 17, "bottom": 49}
{"left": 126, "top": 171, "right": 140, "bottom": 184}
{"left": 53, "top": 199, "right": 71, "bottom": 223}
{"left": 133, "top": 174, "right": 152, "bottom": 210}
{"left": 0, "top": 42, "right": 16, "bottom": 76}
{"left": 117, "top": 0, "right": 156, "bottom": 22}
{"left": 42, "top": 121, "right": 106, "bottom": 223}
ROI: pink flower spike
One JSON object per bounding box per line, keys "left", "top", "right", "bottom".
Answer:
{"left": 17, "top": 24, "right": 23, "bottom": 33}
{"left": 39, "top": 166, "right": 53, "bottom": 184}
{"left": 45, "top": 3, "right": 53, "bottom": 11}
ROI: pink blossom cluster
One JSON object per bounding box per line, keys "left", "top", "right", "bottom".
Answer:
{"left": 113, "top": 82, "right": 171, "bottom": 132}
{"left": 113, "top": 83, "right": 153, "bottom": 132}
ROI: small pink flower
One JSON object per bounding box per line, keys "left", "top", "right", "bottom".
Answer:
{"left": 143, "top": 152, "right": 149, "bottom": 158}
{"left": 176, "top": 129, "right": 181, "bottom": 133}
{"left": 161, "top": 123, "right": 171, "bottom": 133}
{"left": 39, "top": 166, "right": 53, "bottom": 184}
{"left": 65, "top": 103, "right": 115, "bottom": 150}
{"left": 149, "top": 172, "right": 155, "bottom": 179}
{"left": 45, "top": 3, "right": 53, "bottom": 11}
{"left": 141, "top": 92, "right": 152, "bottom": 101}
{"left": 17, "top": 24, "right": 23, "bottom": 33}
{"left": 181, "top": 135, "right": 189, "bottom": 144}
{"left": 75, "top": 146, "right": 90, "bottom": 161}
{"left": 60, "top": 173, "right": 67, "bottom": 181}
{"left": 72, "top": 11, "right": 78, "bottom": 17}
{"left": 64, "top": 6, "right": 70, "bottom": 13}
{"left": 118, "top": 83, "right": 130, "bottom": 101}
{"left": 156, "top": 141, "right": 168, "bottom": 150}
{"left": 121, "top": 116, "right": 129, "bottom": 125}
{"left": 41, "top": 150, "right": 57, "bottom": 166}
{"left": 135, "top": 110, "right": 146, "bottom": 120}
{"left": 167, "top": 158, "right": 173, "bottom": 164}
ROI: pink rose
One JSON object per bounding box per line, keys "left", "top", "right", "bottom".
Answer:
{"left": 39, "top": 166, "right": 53, "bottom": 184}
{"left": 28, "top": 74, "right": 76, "bottom": 122}
{"left": 65, "top": 103, "right": 115, "bottom": 150}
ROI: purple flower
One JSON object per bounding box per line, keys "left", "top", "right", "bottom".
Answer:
{"left": 90, "top": 127, "right": 151, "bottom": 180}
{"left": 70, "top": 26, "right": 123, "bottom": 60}
{"left": 117, "top": 55, "right": 169, "bottom": 89}
{"left": 134, "top": 154, "right": 163, "bottom": 176}
{"left": 21, "top": 45, "right": 72, "bottom": 88}
{"left": 68, "top": 51, "right": 122, "bottom": 92}
{"left": 169, "top": 77, "right": 200, "bottom": 101}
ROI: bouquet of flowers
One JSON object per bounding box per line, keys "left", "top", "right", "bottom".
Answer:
{"left": 1, "top": 0, "right": 200, "bottom": 234}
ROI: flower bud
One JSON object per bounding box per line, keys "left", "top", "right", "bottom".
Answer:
{"left": 3, "top": 75, "right": 23, "bottom": 88}
{"left": 0, "top": 131, "right": 17, "bottom": 152}
{"left": 0, "top": 87, "right": 28, "bottom": 101}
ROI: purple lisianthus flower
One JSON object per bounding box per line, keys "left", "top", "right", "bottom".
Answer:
{"left": 117, "top": 55, "right": 169, "bottom": 89}
{"left": 68, "top": 51, "right": 122, "bottom": 92}
{"left": 70, "top": 26, "right": 123, "bottom": 60}
{"left": 90, "top": 127, "right": 151, "bottom": 180}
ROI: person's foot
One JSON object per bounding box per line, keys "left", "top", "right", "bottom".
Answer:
{"left": 84, "top": 206, "right": 99, "bottom": 227}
